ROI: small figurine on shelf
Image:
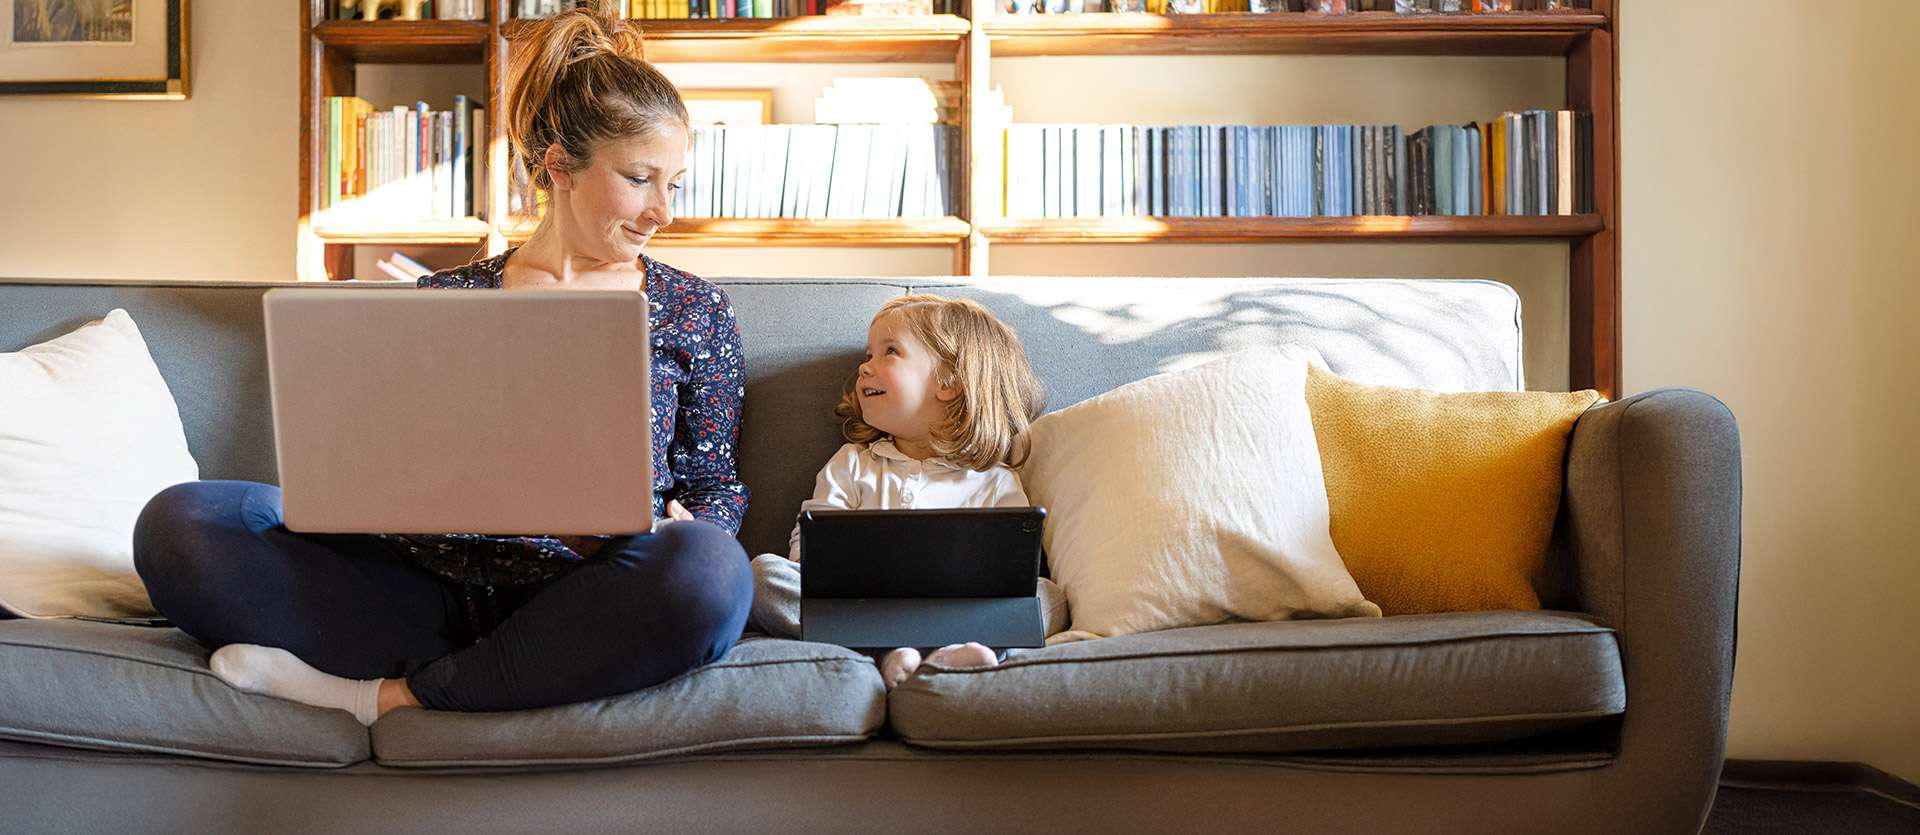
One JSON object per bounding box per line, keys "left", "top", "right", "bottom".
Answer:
{"left": 358, "top": 0, "right": 432, "bottom": 20}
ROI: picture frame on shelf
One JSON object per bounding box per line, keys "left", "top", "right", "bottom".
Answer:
{"left": 1, "top": 0, "right": 189, "bottom": 98}
{"left": 682, "top": 90, "right": 773, "bottom": 127}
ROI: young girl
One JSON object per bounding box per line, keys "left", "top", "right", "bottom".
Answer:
{"left": 750, "top": 294, "right": 1065, "bottom": 688}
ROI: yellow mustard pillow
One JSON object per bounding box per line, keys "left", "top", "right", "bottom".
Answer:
{"left": 1304, "top": 366, "right": 1602, "bottom": 615}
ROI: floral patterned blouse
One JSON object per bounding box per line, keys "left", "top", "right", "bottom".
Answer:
{"left": 380, "top": 248, "right": 750, "bottom": 586}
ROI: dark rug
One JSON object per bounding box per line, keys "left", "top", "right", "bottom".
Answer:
{"left": 1705, "top": 783, "right": 1920, "bottom": 834}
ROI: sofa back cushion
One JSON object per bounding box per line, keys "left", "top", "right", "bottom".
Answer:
{"left": 0, "top": 275, "right": 1525, "bottom": 561}
{"left": 0, "top": 279, "right": 288, "bottom": 486}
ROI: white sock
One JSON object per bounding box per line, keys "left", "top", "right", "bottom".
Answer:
{"left": 210, "top": 644, "right": 384, "bottom": 726}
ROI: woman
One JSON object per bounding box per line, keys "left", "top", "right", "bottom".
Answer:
{"left": 132, "top": 7, "right": 752, "bottom": 724}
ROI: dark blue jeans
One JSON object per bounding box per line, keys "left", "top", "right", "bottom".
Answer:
{"left": 132, "top": 480, "right": 751, "bottom": 713}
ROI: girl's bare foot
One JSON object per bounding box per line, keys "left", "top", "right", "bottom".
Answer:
{"left": 925, "top": 642, "right": 997, "bottom": 668}
{"left": 880, "top": 647, "right": 922, "bottom": 690}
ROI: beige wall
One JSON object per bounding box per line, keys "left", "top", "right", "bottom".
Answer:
{"left": 3, "top": 0, "right": 1916, "bottom": 784}
{"left": 1621, "top": 0, "right": 1920, "bottom": 783}
{"left": 0, "top": 2, "right": 297, "bottom": 282}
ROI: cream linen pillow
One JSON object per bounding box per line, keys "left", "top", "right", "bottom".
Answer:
{"left": 0, "top": 309, "right": 199, "bottom": 619}
{"left": 1024, "top": 345, "right": 1380, "bottom": 645}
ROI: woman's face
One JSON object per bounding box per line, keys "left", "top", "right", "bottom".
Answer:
{"left": 550, "top": 124, "right": 688, "bottom": 266}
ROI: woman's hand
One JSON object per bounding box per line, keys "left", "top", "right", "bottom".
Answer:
{"left": 665, "top": 500, "right": 695, "bottom": 522}
{"left": 555, "top": 535, "right": 610, "bottom": 556}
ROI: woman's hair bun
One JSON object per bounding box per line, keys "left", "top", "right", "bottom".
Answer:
{"left": 505, "top": 5, "right": 688, "bottom": 193}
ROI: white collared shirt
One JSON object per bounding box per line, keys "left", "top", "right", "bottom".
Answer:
{"left": 786, "top": 439, "right": 1029, "bottom": 562}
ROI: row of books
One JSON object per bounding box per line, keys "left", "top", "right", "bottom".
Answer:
{"left": 320, "top": 96, "right": 485, "bottom": 222}
{"left": 525, "top": 0, "right": 968, "bottom": 19}
{"left": 512, "top": 0, "right": 1589, "bottom": 17}
{"left": 667, "top": 124, "right": 959, "bottom": 220}
{"left": 1004, "top": 111, "right": 1591, "bottom": 219}
{"left": 997, "top": 0, "right": 1588, "bottom": 13}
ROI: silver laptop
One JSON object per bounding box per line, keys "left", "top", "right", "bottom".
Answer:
{"left": 262, "top": 287, "right": 653, "bottom": 535}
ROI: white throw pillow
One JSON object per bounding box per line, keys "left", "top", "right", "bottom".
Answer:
{"left": 0, "top": 309, "right": 199, "bottom": 619}
{"left": 1025, "top": 345, "right": 1380, "bottom": 644}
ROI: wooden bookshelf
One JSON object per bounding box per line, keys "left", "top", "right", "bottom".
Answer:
{"left": 297, "top": 0, "right": 1620, "bottom": 395}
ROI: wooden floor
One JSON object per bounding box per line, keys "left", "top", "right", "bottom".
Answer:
{"left": 1707, "top": 762, "right": 1920, "bottom": 835}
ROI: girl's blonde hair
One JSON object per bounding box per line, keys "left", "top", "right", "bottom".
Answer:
{"left": 836, "top": 295, "right": 1048, "bottom": 471}
{"left": 505, "top": 4, "right": 689, "bottom": 195}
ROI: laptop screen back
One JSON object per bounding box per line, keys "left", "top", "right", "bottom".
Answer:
{"left": 263, "top": 287, "right": 652, "bottom": 535}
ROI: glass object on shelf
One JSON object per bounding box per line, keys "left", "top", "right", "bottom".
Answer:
{"left": 1397, "top": 0, "right": 1465, "bottom": 13}
{"left": 1166, "top": 0, "right": 1203, "bottom": 13}
{"left": 1305, "top": 0, "right": 1347, "bottom": 12}
{"left": 1107, "top": 0, "right": 1147, "bottom": 12}
{"left": 1249, "top": 0, "right": 1286, "bottom": 11}
{"left": 440, "top": 0, "right": 485, "bottom": 19}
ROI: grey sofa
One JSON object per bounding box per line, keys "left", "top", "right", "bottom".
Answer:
{"left": 0, "top": 274, "right": 1740, "bottom": 834}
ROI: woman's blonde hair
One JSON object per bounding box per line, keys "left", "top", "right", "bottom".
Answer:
{"left": 505, "top": 4, "right": 688, "bottom": 194}
{"left": 836, "top": 295, "right": 1048, "bottom": 472}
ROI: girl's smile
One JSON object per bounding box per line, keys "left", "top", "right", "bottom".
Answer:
{"left": 858, "top": 311, "right": 958, "bottom": 460}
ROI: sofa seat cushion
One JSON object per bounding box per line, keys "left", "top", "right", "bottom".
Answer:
{"left": 0, "top": 619, "right": 369, "bottom": 767}
{"left": 887, "top": 610, "right": 1622, "bottom": 754}
{"left": 371, "top": 637, "right": 886, "bottom": 767}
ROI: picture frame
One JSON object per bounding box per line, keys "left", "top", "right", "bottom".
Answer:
{"left": 681, "top": 90, "right": 773, "bottom": 127}
{"left": 2, "top": 0, "right": 190, "bottom": 99}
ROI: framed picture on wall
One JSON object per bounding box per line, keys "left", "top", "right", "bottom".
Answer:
{"left": 681, "top": 90, "right": 773, "bottom": 127}
{"left": 1, "top": 0, "right": 190, "bottom": 98}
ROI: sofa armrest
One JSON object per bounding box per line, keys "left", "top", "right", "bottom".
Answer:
{"left": 1561, "top": 387, "right": 1742, "bottom": 830}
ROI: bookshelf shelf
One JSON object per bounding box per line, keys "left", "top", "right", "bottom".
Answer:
{"left": 312, "top": 218, "right": 492, "bottom": 244}
{"left": 983, "top": 11, "right": 1605, "bottom": 57}
{"left": 298, "top": 0, "right": 1619, "bottom": 395}
{"left": 497, "top": 217, "right": 972, "bottom": 245}
{"left": 314, "top": 21, "right": 490, "bottom": 64}
{"left": 979, "top": 214, "right": 1604, "bottom": 244}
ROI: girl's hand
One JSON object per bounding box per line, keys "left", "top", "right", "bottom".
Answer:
{"left": 665, "top": 500, "right": 695, "bottom": 522}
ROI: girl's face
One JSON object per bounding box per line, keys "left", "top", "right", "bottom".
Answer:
{"left": 549, "top": 125, "right": 687, "bottom": 266}
{"left": 857, "top": 310, "right": 958, "bottom": 460}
